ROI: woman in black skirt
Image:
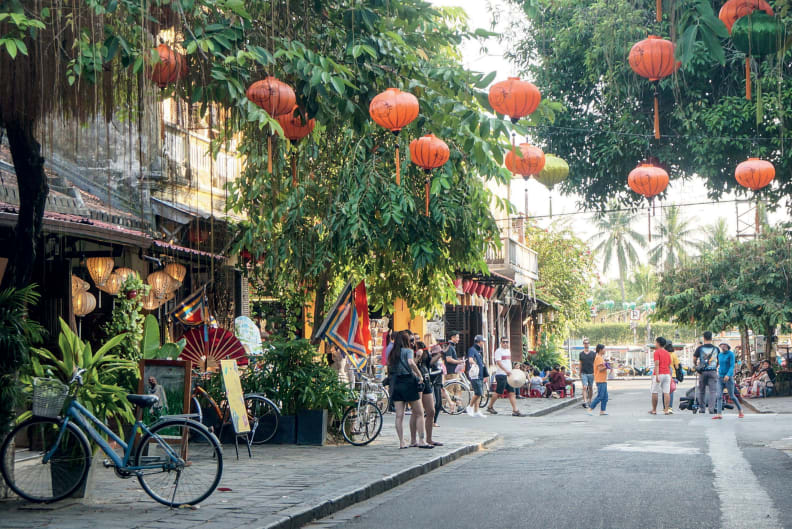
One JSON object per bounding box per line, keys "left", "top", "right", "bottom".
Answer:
{"left": 388, "top": 330, "right": 431, "bottom": 449}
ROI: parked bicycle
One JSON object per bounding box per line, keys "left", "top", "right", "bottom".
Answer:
{"left": 190, "top": 371, "right": 280, "bottom": 445}
{"left": 341, "top": 375, "right": 383, "bottom": 446}
{"left": 441, "top": 370, "right": 490, "bottom": 414}
{"left": 0, "top": 370, "right": 223, "bottom": 507}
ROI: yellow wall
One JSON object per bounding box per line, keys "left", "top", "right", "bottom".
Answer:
{"left": 393, "top": 299, "right": 426, "bottom": 335}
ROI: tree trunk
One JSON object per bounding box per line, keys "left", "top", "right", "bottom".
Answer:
{"left": 309, "top": 271, "right": 330, "bottom": 344}
{"left": 764, "top": 324, "right": 775, "bottom": 362}
{"left": 740, "top": 324, "right": 751, "bottom": 371}
{"left": 4, "top": 119, "right": 48, "bottom": 288}
{"left": 618, "top": 265, "right": 626, "bottom": 305}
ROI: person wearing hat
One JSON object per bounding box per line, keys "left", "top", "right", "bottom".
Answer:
{"left": 466, "top": 335, "right": 487, "bottom": 418}
{"left": 486, "top": 337, "right": 526, "bottom": 416}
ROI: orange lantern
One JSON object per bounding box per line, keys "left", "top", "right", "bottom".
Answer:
{"left": 247, "top": 77, "right": 297, "bottom": 173}
{"left": 149, "top": 43, "right": 186, "bottom": 89}
{"left": 628, "top": 36, "right": 680, "bottom": 139}
{"left": 488, "top": 78, "right": 541, "bottom": 123}
{"left": 735, "top": 158, "right": 774, "bottom": 191}
{"left": 369, "top": 88, "right": 419, "bottom": 185}
{"left": 628, "top": 162, "right": 669, "bottom": 241}
{"left": 719, "top": 0, "right": 773, "bottom": 33}
{"left": 276, "top": 106, "right": 316, "bottom": 186}
{"left": 409, "top": 134, "right": 450, "bottom": 215}
{"left": 504, "top": 144, "right": 545, "bottom": 179}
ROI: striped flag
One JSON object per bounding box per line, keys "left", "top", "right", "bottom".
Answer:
{"left": 170, "top": 286, "right": 207, "bottom": 326}
{"left": 315, "top": 281, "right": 371, "bottom": 372}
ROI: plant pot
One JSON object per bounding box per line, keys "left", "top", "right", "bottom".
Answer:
{"left": 269, "top": 415, "right": 297, "bottom": 444}
{"left": 297, "top": 409, "right": 328, "bottom": 446}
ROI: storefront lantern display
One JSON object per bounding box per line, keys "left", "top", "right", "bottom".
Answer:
{"left": 85, "top": 257, "right": 114, "bottom": 288}
{"left": 409, "top": 134, "right": 450, "bottom": 215}
{"left": 147, "top": 270, "right": 173, "bottom": 300}
{"left": 628, "top": 36, "right": 679, "bottom": 139}
{"left": 99, "top": 272, "right": 123, "bottom": 296}
{"left": 114, "top": 268, "right": 138, "bottom": 283}
{"left": 164, "top": 263, "right": 187, "bottom": 286}
{"left": 369, "top": 88, "right": 419, "bottom": 185}
{"left": 73, "top": 291, "right": 97, "bottom": 317}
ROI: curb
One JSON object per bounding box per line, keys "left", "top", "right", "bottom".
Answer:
{"left": 529, "top": 396, "right": 583, "bottom": 417}
{"left": 261, "top": 434, "right": 500, "bottom": 529}
{"left": 741, "top": 399, "right": 761, "bottom": 414}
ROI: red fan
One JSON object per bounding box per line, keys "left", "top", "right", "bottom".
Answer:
{"left": 180, "top": 327, "right": 249, "bottom": 370}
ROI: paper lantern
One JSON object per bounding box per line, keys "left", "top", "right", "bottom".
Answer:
{"left": 505, "top": 144, "right": 545, "bottom": 179}
{"left": 147, "top": 271, "right": 173, "bottom": 300}
{"left": 164, "top": 263, "right": 187, "bottom": 285}
{"left": 71, "top": 275, "right": 89, "bottom": 295}
{"left": 732, "top": 12, "right": 784, "bottom": 120}
{"left": 246, "top": 77, "right": 296, "bottom": 117}
{"left": 114, "top": 268, "right": 138, "bottom": 283}
{"left": 141, "top": 290, "right": 162, "bottom": 311}
{"left": 462, "top": 279, "right": 474, "bottom": 294}
{"left": 276, "top": 106, "right": 316, "bottom": 186}
{"left": 719, "top": 0, "right": 773, "bottom": 33}
{"left": 735, "top": 158, "right": 775, "bottom": 191}
{"left": 149, "top": 43, "right": 186, "bottom": 89}
{"left": 488, "top": 78, "right": 541, "bottom": 123}
{"left": 410, "top": 134, "right": 450, "bottom": 215}
{"left": 369, "top": 88, "right": 420, "bottom": 186}
{"left": 85, "top": 257, "right": 114, "bottom": 288}
{"left": 99, "top": 272, "right": 123, "bottom": 296}
{"left": 628, "top": 163, "right": 669, "bottom": 242}
{"left": 628, "top": 36, "right": 679, "bottom": 139}
{"left": 535, "top": 154, "right": 569, "bottom": 218}
{"left": 73, "top": 291, "right": 97, "bottom": 317}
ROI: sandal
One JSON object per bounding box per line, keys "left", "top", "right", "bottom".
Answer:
{"left": 417, "top": 444, "right": 434, "bottom": 449}
{"left": 648, "top": 411, "right": 657, "bottom": 415}
{"left": 399, "top": 446, "right": 410, "bottom": 449}
{"left": 431, "top": 441, "right": 444, "bottom": 446}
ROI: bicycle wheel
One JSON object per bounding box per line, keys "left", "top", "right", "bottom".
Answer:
{"left": 135, "top": 419, "right": 223, "bottom": 507}
{"left": 480, "top": 384, "right": 491, "bottom": 409}
{"left": 374, "top": 386, "right": 391, "bottom": 415}
{"left": 245, "top": 395, "right": 279, "bottom": 445}
{"left": 0, "top": 417, "right": 91, "bottom": 503}
{"left": 189, "top": 396, "right": 203, "bottom": 424}
{"left": 341, "top": 402, "right": 382, "bottom": 446}
{"left": 441, "top": 381, "right": 471, "bottom": 414}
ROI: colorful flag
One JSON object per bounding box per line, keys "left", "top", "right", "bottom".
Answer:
{"left": 315, "top": 281, "right": 372, "bottom": 371}
{"left": 170, "top": 286, "right": 206, "bottom": 326}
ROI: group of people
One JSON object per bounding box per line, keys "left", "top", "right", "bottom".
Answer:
{"left": 578, "top": 341, "right": 611, "bottom": 415}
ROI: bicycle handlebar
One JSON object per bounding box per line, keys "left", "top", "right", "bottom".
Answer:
{"left": 70, "top": 368, "right": 87, "bottom": 387}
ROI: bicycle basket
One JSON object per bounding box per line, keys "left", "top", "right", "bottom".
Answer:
{"left": 32, "top": 378, "right": 69, "bottom": 418}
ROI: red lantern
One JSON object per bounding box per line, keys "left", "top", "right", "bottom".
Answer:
{"left": 462, "top": 279, "right": 474, "bottom": 294}
{"left": 719, "top": 0, "right": 773, "bottom": 33}
{"left": 505, "top": 144, "right": 545, "bottom": 180}
{"left": 453, "top": 277, "right": 463, "bottom": 288}
{"left": 486, "top": 286, "right": 495, "bottom": 299}
{"left": 410, "top": 134, "right": 450, "bottom": 216}
{"left": 149, "top": 43, "right": 185, "bottom": 89}
{"left": 628, "top": 36, "right": 680, "bottom": 139}
{"left": 735, "top": 158, "right": 774, "bottom": 191}
{"left": 246, "top": 77, "right": 297, "bottom": 173}
{"left": 488, "top": 78, "right": 541, "bottom": 123}
{"left": 476, "top": 283, "right": 488, "bottom": 296}
{"left": 628, "top": 163, "right": 670, "bottom": 242}
{"left": 188, "top": 227, "right": 209, "bottom": 245}
{"left": 369, "top": 88, "right": 419, "bottom": 185}
{"left": 276, "top": 106, "right": 316, "bottom": 186}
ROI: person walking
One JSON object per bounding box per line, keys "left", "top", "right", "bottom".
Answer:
{"left": 486, "top": 337, "right": 526, "bottom": 416}
{"left": 650, "top": 337, "right": 672, "bottom": 415}
{"left": 388, "top": 330, "right": 432, "bottom": 449}
{"left": 694, "top": 331, "right": 720, "bottom": 414}
{"left": 465, "top": 335, "right": 487, "bottom": 418}
{"left": 579, "top": 339, "right": 596, "bottom": 408}
{"left": 587, "top": 344, "right": 609, "bottom": 415}
{"left": 714, "top": 343, "right": 744, "bottom": 419}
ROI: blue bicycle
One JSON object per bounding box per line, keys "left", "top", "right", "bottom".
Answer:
{"left": 0, "top": 369, "right": 223, "bottom": 506}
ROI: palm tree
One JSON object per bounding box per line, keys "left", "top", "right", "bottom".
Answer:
{"left": 649, "top": 206, "right": 697, "bottom": 271}
{"left": 697, "top": 218, "right": 731, "bottom": 253}
{"left": 628, "top": 263, "right": 659, "bottom": 302}
{"left": 589, "top": 207, "right": 647, "bottom": 304}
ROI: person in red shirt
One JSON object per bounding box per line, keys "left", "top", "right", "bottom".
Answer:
{"left": 544, "top": 366, "right": 567, "bottom": 398}
{"left": 650, "top": 337, "right": 672, "bottom": 415}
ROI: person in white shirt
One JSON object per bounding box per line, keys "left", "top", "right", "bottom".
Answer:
{"left": 486, "top": 337, "right": 526, "bottom": 417}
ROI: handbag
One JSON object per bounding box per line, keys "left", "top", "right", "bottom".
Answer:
{"left": 469, "top": 362, "right": 480, "bottom": 379}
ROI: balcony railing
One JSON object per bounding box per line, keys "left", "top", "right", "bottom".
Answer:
{"left": 163, "top": 123, "right": 243, "bottom": 192}
{"left": 485, "top": 232, "right": 539, "bottom": 286}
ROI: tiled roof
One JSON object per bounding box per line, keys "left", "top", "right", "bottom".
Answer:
{"left": 153, "top": 239, "right": 225, "bottom": 261}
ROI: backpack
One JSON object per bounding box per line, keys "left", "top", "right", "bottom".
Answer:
{"left": 676, "top": 362, "right": 684, "bottom": 382}
{"left": 695, "top": 345, "right": 717, "bottom": 373}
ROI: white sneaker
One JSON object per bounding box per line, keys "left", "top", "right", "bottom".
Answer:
{"left": 465, "top": 406, "right": 474, "bottom": 417}
{"left": 475, "top": 411, "right": 487, "bottom": 418}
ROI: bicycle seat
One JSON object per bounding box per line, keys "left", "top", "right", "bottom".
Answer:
{"left": 126, "top": 394, "right": 159, "bottom": 409}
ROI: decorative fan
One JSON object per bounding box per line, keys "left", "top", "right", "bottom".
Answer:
{"left": 180, "top": 327, "right": 248, "bottom": 370}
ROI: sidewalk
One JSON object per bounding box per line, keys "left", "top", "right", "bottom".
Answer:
{"left": 0, "top": 395, "right": 572, "bottom": 529}
{"left": 741, "top": 395, "right": 792, "bottom": 414}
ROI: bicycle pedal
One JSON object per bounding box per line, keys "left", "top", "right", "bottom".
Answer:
{"left": 103, "top": 459, "right": 113, "bottom": 468}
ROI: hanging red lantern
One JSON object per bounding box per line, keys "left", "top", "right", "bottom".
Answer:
{"left": 628, "top": 163, "right": 670, "bottom": 242}
{"left": 505, "top": 144, "right": 545, "bottom": 179}
{"left": 369, "top": 88, "right": 419, "bottom": 185}
{"left": 149, "top": 43, "right": 186, "bottom": 89}
{"left": 247, "top": 77, "right": 297, "bottom": 173}
{"left": 719, "top": 0, "right": 773, "bottom": 34}
{"left": 453, "top": 277, "right": 463, "bottom": 288}
{"left": 628, "top": 36, "right": 680, "bottom": 139}
{"left": 462, "top": 279, "right": 474, "bottom": 294}
{"left": 488, "top": 78, "right": 541, "bottom": 123}
{"left": 276, "top": 106, "right": 316, "bottom": 186}
{"left": 735, "top": 158, "right": 774, "bottom": 191}
{"left": 409, "top": 134, "right": 450, "bottom": 216}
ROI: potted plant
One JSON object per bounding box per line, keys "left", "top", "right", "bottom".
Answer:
{"left": 295, "top": 364, "right": 351, "bottom": 445}
{"left": 22, "top": 318, "right": 137, "bottom": 498}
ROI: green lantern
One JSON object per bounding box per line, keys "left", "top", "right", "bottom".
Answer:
{"left": 534, "top": 154, "right": 569, "bottom": 218}
{"left": 732, "top": 12, "right": 785, "bottom": 124}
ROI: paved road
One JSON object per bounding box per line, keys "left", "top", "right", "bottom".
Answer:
{"left": 307, "top": 380, "right": 792, "bottom": 529}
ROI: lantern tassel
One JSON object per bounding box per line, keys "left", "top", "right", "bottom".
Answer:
{"left": 653, "top": 95, "right": 660, "bottom": 140}
{"left": 549, "top": 195, "right": 553, "bottom": 219}
{"left": 745, "top": 57, "right": 751, "bottom": 101}
{"left": 425, "top": 175, "right": 430, "bottom": 216}
{"left": 395, "top": 144, "right": 401, "bottom": 186}
{"left": 648, "top": 205, "right": 652, "bottom": 243}
{"left": 291, "top": 151, "right": 298, "bottom": 187}
{"left": 656, "top": 0, "right": 661, "bottom": 22}
{"left": 756, "top": 64, "right": 763, "bottom": 125}
{"left": 267, "top": 135, "right": 273, "bottom": 173}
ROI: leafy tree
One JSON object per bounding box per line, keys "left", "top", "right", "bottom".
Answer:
{"left": 589, "top": 207, "right": 647, "bottom": 303}
{"left": 697, "top": 217, "right": 731, "bottom": 252}
{"left": 500, "top": 0, "right": 792, "bottom": 211}
{"left": 627, "top": 263, "right": 659, "bottom": 302}
{"left": 648, "top": 206, "right": 697, "bottom": 271}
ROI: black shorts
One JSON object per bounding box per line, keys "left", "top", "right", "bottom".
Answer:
{"left": 495, "top": 374, "right": 515, "bottom": 394}
{"left": 422, "top": 377, "right": 433, "bottom": 395}
{"left": 391, "top": 375, "right": 420, "bottom": 402}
